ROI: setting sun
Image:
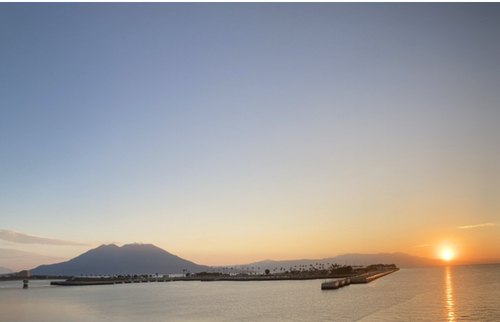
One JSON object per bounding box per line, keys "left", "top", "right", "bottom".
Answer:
{"left": 442, "top": 251, "right": 453, "bottom": 261}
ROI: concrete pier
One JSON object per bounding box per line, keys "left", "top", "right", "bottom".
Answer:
{"left": 321, "top": 268, "right": 398, "bottom": 290}
{"left": 350, "top": 268, "right": 399, "bottom": 284}
{"left": 321, "top": 278, "right": 350, "bottom": 290}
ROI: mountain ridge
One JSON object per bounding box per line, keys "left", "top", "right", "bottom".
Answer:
{"left": 228, "top": 252, "right": 447, "bottom": 271}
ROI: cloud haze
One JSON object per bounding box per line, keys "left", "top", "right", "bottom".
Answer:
{"left": 0, "top": 248, "right": 66, "bottom": 271}
{"left": 0, "top": 230, "right": 90, "bottom": 246}
{"left": 0, "top": 248, "right": 63, "bottom": 261}
{"left": 457, "top": 223, "right": 498, "bottom": 229}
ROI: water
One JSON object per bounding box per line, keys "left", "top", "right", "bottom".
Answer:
{"left": 1, "top": 265, "right": 499, "bottom": 321}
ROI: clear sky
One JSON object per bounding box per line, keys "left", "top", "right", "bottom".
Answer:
{"left": 1, "top": 3, "right": 499, "bottom": 271}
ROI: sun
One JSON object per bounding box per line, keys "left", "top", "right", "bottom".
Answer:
{"left": 442, "top": 250, "right": 453, "bottom": 261}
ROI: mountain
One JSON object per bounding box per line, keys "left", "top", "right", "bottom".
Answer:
{"left": 31, "top": 243, "right": 209, "bottom": 276}
{"left": 229, "top": 252, "right": 445, "bottom": 272}
{"left": 0, "top": 266, "right": 12, "bottom": 274}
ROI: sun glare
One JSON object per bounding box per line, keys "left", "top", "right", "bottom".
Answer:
{"left": 442, "top": 250, "right": 453, "bottom": 261}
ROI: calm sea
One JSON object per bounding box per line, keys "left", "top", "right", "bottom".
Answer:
{"left": 1, "top": 265, "right": 499, "bottom": 322}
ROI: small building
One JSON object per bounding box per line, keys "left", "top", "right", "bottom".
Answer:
{"left": 17, "top": 270, "right": 30, "bottom": 277}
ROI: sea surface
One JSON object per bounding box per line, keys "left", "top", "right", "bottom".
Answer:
{"left": 1, "top": 265, "right": 499, "bottom": 322}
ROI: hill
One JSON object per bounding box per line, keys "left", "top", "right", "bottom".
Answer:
{"left": 31, "top": 243, "right": 209, "bottom": 276}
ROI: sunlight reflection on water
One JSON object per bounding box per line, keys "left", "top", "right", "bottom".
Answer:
{"left": 445, "top": 266, "right": 455, "bottom": 321}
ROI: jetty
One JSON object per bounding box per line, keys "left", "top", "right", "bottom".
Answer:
{"left": 321, "top": 277, "right": 351, "bottom": 290}
{"left": 50, "top": 276, "right": 172, "bottom": 286}
{"left": 350, "top": 268, "right": 399, "bottom": 283}
{"left": 321, "top": 268, "right": 399, "bottom": 290}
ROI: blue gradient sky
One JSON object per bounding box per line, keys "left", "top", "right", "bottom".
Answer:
{"left": 1, "top": 3, "right": 499, "bottom": 270}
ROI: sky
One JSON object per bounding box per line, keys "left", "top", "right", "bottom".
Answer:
{"left": 1, "top": 3, "right": 499, "bottom": 271}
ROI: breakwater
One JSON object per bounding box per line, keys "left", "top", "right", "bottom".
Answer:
{"left": 48, "top": 270, "right": 398, "bottom": 287}
{"left": 321, "top": 268, "right": 399, "bottom": 290}
{"left": 50, "top": 274, "right": 356, "bottom": 286}
{"left": 51, "top": 277, "right": 172, "bottom": 286}
{"left": 350, "top": 268, "right": 399, "bottom": 283}
{"left": 321, "top": 277, "right": 351, "bottom": 290}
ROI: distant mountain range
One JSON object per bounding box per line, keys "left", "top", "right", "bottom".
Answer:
{"left": 30, "top": 243, "right": 453, "bottom": 276}
{"left": 232, "top": 252, "right": 446, "bottom": 272}
{"left": 31, "top": 243, "right": 209, "bottom": 276}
